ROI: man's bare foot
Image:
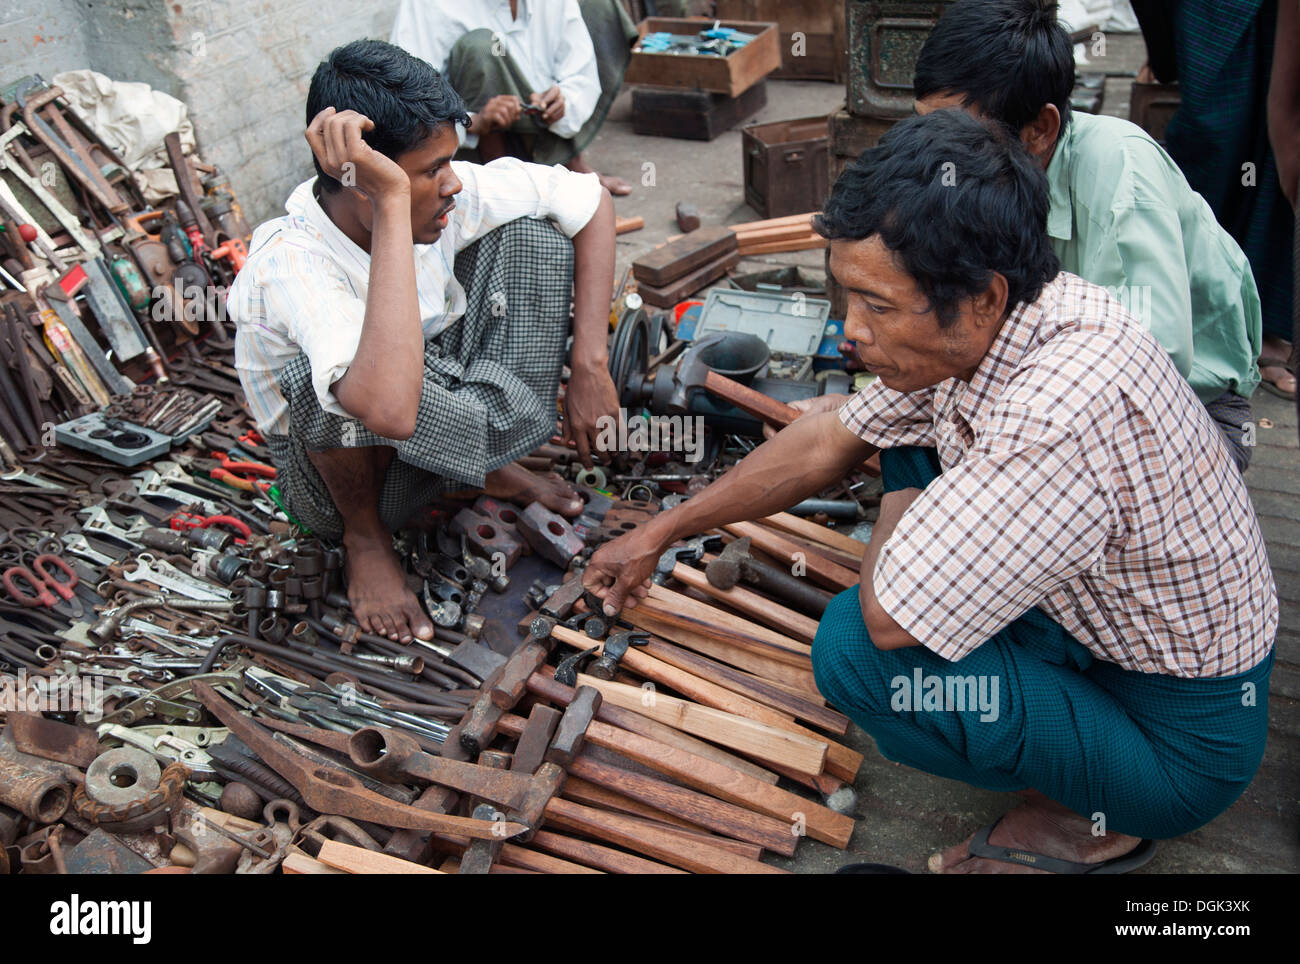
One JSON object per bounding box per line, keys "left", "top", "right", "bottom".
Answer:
{"left": 484, "top": 461, "right": 584, "bottom": 516}
{"left": 597, "top": 173, "right": 632, "bottom": 196}
{"left": 928, "top": 791, "right": 1143, "bottom": 874}
{"left": 1259, "top": 337, "right": 1297, "bottom": 398}
{"left": 343, "top": 530, "right": 434, "bottom": 643}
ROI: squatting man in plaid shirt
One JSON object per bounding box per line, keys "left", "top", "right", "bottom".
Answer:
{"left": 585, "top": 110, "right": 1279, "bottom": 874}
{"left": 230, "top": 41, "right": 620, "bottom": 644}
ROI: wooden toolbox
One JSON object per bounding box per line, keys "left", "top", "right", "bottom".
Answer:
{"left": 631, "top": 81, "right": 768, "bottom": 141}
{"left": 625, "top": 17, "right": 781, "bottom": 97}
{"left": 715, "top": 0, "right": 846, "bottom": 82}
{"left": 742, "top": 115, "right": 830, "bottom": 219}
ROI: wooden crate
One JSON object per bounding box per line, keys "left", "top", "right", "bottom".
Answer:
{"left": 631, "top": 81, "right": 768, "bottom": 141}
{"left": 715, "top": 0, "right": 846, "bottom": 82}
{"left": 742, "top": 115, "right": 830, "bottom": 219}
{"left": 1129, "top": 81, "right": 1181, "bottom": 144}
{"left": 625, "top": 17, "right": 781, "bottom": 97}
{"left": 846, "top": 0, "right": 956, "bottom": 118}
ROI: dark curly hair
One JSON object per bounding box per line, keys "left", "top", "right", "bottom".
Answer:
{"left": 815, "top": 109, "right": 1060, "bottom": 326}
{"left": 914, "top": 0, "right": 1075, "bottom": 137}
{"left": 307, "top": 39, "right": 471, "bottom": 193}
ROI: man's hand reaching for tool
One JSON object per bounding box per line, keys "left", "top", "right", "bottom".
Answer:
{"left": 582, "top": 522, "right": 665, "bottom": 617}
{"left": 305, "top": 108, "right": 410, "bottom": 201}
{"left": 530, "top": 86, "right": 566, "bottom": 126}
{"left": 563, "top": 365, "right": 620, "bottom": 468}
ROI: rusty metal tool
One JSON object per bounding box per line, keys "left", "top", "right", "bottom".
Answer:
{"left": 192, "top": 682, "right": 525, "bottom": 840}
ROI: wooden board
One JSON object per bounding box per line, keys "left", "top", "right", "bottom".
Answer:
{"left": 544, "top": 797, "right": 786, "bottom": 874}
{"left": 670, "top": 562, "right": 819, "bottom": 642}
{"left": 645, "top": 585, "right": 813, "bottom": 659}
{"left": 529, "top": 830, "right": 685, "bottom": 874}
{"left": 633, "top": 225, "right": 737, "bottom": 287}
{"left": 723, "top": 521, "right": 859, "bottom": 590}
{"left": 497, "top": 842, "right": 604, "bottom": 874}
{"left": 316, "top": 840, "right": 443, "bottom": 874}
{"left": 282, "top": 849, "right": 347, "bottom": 875}
{"left": 637, "top": 250, "right": 741, "bottom": 307}
{"left": 574, "top": 674, "right": 829, "bottom": 776}
{"left": 761, "top": 511, "right": 867, "bottom": 557}
{"left": 625, "top": 607, "right": 821, "bottom": 696}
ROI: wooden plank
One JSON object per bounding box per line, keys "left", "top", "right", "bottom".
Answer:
{"left": 574, "top": 715, "right": 854, "bottom": 848}
{"left": 282, "top": 849, "right": 347, "bottom": 874}
{"left": 724, "top": 521, "right": 859, "bottom": 590}
{"left": 625, "top": 607, "right": 821, "bottom": 696}
{"left": 632, "top": 225, "right": 737, "bottom": 286}
{"left": 530, "top": 830, "right": 685, "bottom": 874}
{"left": 730, "top": 211, "right": 817, "bottom": 232}
{"left": 544, "top": 797, "right": 786, "bottom": 874}
{"left": 737, "top": 235, "right": 827, "bottom": 255}
{"left": 636, "top": 250, "right": 741, "bottom": 307}
{"left": 642, "top": 637, "right": 850, "bottom": 735}
{"left": 600, "top": 810, "right": 766, "bottom": 861}
{"left": 645, "top": 585, "right": 813, "bottom": 658}
{"left": 574, "top": 674, "right": 829, "bottom": 776}
{"left": 497, "top": 843, "right": 604, "bottom": 874}
{"left": 670, "top": 562, "right": 819, "bottom": 642}
{"left": 512, "top": 680, "right": 781, "bottom": 784}
{"left": 762, "top": 511, "right": 867, "bottom": 557}
{"left": 316, "top": 840, "right": 443, "bottom": 874}
{"left": 569, "top": 754, "right": 799, "bottom": 857}
{"left": 561, "top": 775, "right": 704, "bottom": 831}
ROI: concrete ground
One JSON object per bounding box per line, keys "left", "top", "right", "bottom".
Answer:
{"left": 579, "top": 33, "right": 1300, "bottom": 874}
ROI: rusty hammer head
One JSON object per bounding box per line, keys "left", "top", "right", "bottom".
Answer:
{"left": 705, "top": 535, "right": 753, "bottom": 590}
{"left": 657, "top": 332, "right": 723, "bottom": 414}
{"left": 653, "top": 533, "right": 724, "bottom": 583}
{"left": 589, "top": 631, "right": 650, "bottom": 680}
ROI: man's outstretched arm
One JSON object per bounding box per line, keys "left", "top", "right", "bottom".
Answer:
{"left": 563, "top": 188, "right": 620, "bottom": 467}
{"left": 583, "top": 410, "right": 877, "bottom": 614}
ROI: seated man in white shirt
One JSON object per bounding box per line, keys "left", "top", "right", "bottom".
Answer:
{"left": 391, "top": 0, "right": 636, "bottom": 195}
{"left": 229, "top": 41, "right": 619, "bottom": 644}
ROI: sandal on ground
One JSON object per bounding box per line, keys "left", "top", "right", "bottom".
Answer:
{"left": 965, "top": 817, "right": 1158, "bottom": 874}
{"left": 1258, "top": 357, "right": 1297, "bottom": 399}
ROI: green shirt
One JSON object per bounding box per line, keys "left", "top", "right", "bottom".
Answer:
{"left": 1044, "top": 112, "right": 1261, "bottom": 402}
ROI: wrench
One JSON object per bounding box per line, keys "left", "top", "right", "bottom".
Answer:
{"left": 59, "top": 531, "right": 118, "bottom": 568}
{"left": 123, "top": 553, "right": 232, "bottom": 601}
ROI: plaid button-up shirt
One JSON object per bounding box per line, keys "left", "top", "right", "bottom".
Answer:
{"left": 840, "top": 272, "right": 1277, "bottom": 678}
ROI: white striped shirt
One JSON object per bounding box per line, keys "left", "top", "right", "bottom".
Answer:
{"left": 229, "top": 159, "right": 601, "bottom": 435}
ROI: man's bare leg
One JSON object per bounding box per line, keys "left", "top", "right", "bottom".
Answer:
{"left": 483, "top": 461, "right": 584, "bottom": 516}
{"left": 565, "top": 152, "right": 631, "bottom": 196}
{"left": 928, "top": 789, "right": 1143, "bottom": 874}
{"left": 306, "top": 444, "right": 434, "bottom": 643}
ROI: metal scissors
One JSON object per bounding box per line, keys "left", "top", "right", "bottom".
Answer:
{"left": 2, "top": 553, "right": 83, "bottom": 618}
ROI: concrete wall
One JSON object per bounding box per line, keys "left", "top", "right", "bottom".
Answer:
{"left": 0, "top": 0, "right": 399, "bottom": 225}
{"left": 0, "top": 0, "right": 91, "bottom": 88}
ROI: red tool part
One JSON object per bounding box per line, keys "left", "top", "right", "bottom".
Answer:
{"left": 170, "top": 512, "right": 252, "bottom": 542}
{"left": 2, "top": 554, "right": 81, "bottom": 617}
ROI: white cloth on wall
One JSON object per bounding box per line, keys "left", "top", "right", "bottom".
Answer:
{"left": 390, "top": 0, "right": 601, "bottom": 140}
{"left": 51, "top": 69, "right": 198, "bottom": 203}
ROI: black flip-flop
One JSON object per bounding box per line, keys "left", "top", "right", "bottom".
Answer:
{"left": 964, "top": 817, "right": 1157, "bottom": 874}
{"left": 1258, "top": 358, "right": 1297, "bottom": 399}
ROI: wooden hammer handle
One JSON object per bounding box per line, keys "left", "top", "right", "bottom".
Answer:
{"left": 701, "top": 370, "right": 800, "bottom": 427}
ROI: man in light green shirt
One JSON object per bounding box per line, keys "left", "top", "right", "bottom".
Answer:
{"left": 911, "top": 0, "right": 1262, "bottom": 471}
